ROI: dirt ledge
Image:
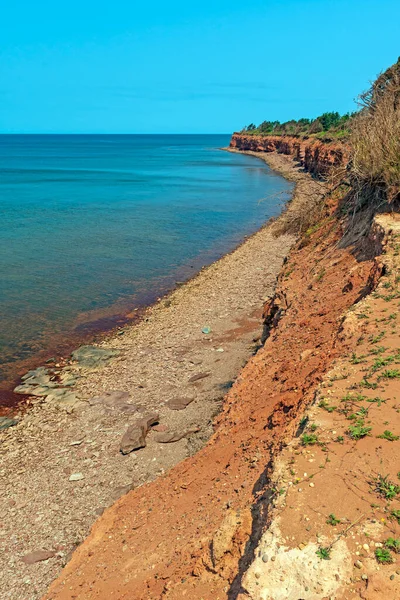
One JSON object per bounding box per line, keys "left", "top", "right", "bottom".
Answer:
{"left": 43, "top": 155, "right": 388, "bottom": 600}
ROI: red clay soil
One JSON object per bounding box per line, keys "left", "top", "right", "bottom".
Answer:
{"left": 43, "top": 202, "right": 383, "bottom": 599}
{"left": 230, "top": 133, "right": 349, "bottom": 177}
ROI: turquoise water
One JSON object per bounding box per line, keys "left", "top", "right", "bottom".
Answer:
{"left": 0, "top": 134, "right": 292, "bottom": 391}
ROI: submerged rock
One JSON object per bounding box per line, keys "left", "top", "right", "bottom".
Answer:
{"left": 71, "top": 345, "right": 119, "bottom": 369}
{"left": 14, "top": 365, "right": 78, "bottom": 406}
{"left": 14, "top": 384, "right": 53, "bottom": 396}
{"left": 0, "top": 417, "right": 18, "bottom": 431}
{"left": 21, "top": 367, "right": 49, "bottom": 382}
{"left": 15, "top": 367, "right": 56, "bottom": 395}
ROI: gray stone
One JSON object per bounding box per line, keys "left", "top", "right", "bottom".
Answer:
{"left": 0, "top": 417, "right": 18, "bottom": 430}
{"left": 21, "top": 367, "right": 48, "bottom": 381}
{"left": 45, "top": 388, "right": 77, "bottom": 405}
{"left": 71, "top": 345, "right": 119, "bottom": 369}
{"left": 14, "top": 384, "right": 53, "bottom": 396}
{"left": 59, "top": 373, "right": 78, "bottom": 386}
{"left": 69, "top": 473, "right": 84, "bottom": 481}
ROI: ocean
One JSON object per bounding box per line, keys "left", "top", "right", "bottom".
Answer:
{"left": 0, "top": 134, "right": 292, "bottom": 402}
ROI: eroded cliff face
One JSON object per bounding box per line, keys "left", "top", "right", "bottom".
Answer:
{"left": 43, "top": 155, "right": 386, "bottom": 600}
{"left": 230, "top": 133, "right": 349, "bottom": 178}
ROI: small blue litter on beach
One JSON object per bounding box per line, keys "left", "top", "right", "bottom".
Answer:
{"left": 202, "top": 326, "right": 211, "bottom": 334}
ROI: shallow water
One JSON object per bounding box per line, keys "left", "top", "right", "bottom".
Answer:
{"left": 0, "top": 134, "right": 292, "bottom": 394}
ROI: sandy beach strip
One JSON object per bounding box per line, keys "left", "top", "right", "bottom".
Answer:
{"left": 0, "top": 150, "right": 311, "bottom": 600}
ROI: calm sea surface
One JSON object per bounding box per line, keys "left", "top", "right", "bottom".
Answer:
{"left": 0, "top": 134, "right": 292, "bottom": 392}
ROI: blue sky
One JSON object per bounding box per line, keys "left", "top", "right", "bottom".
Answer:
{"left": 1, "top": 0, "right": 399, "bottom": 133}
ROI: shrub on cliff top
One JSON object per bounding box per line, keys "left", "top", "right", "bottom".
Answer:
{"left": 242, "top": 112, "right": 353, "bottom": 139}
{"left": 350, "top": 57, "right": 400, "bottom": 205}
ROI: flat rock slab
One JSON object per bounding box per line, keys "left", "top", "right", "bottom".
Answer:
{"left": 14, "top": 366, "right": 79, "bottom": 404}
{"left": 152, "top": 424, "right": 168, "bottom": 432}
{"left": 45, "top": 389, "right": 77, "bottom": 406}
{"left": 21, "top": 367, "right": 49, "bottom": 382}
{"left": 21, "top": 550, "right": 56, "bottom": 565}
{"left": 155, "top": 426, "right": 200, "bottom": 443}
{"left": 110, "top": 483, "right": 135, "bottom": 502}
{"left": 120, "top": 412, "right": 159, "bottom": 455}
{"left": 89, "top": 391, "right": 137, "bottom": 414}
{"left": 166, "top": 397, "right": 195, "bottom": 411}
{"left": 188, "top": 372, "right": 211, "bottom": 383}
{"left": 72, "top": 345, "right": 119, "bottom": 369}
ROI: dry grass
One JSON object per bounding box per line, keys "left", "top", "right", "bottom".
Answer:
{"left": 338, "top": 59, "right": 400, "bottom": 246}
{"left": 350, "top": 58, "right": 400, "bottom": 206}
{"left": 271, "top": 181, "right": 326, "bottom": 237}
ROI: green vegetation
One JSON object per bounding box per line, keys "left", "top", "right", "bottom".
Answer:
{"left": 380, "top": 369, "right": 400, "bottom": 379}
{"left": 242, "top": 111, "right": 354, "bottom": 140}
{"left": 347, "top": 424, "right": 371, "bottom": 440}
{"left": 369, "top": 331, "right": 386, "bottom": 344}
{"left": 375, "top": 547, "right": 394, "bottom": 564}
{"left": 390, "top": 509, "right": 400, "bottom": 524}
{"left": 366, "top": 396, "right": 386, "bottom": 406}
{"left": 350, "top": 352, "right": 367, "bottom": 364}
{"left": 359, "top": 378, "right": 378, "bottom": 389}
{"left": 370, "top": 356, "right": 395, "bottom": 372}
{"left": 373, "top": 474, "right": 400, "bottom": 500}
{"left": 318, "top": 399, "right": 336, "bottom": 412}
{"left": 384, "top": 537, "right": 400, "bottom": 553}
{"left": 316, "top": 546, "right": 331, "bottom": 560}
{"left": 326, "top": 513, "right": 341, "bottom": 526}
{"left": 301, "top": 433, "right": 319, "bottom": 446}
{"left": 377, "top": 430, "right": 399, "bottom": 441}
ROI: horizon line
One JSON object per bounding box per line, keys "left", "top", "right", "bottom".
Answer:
{"left": 0, "top": 132, "right": 233, "bottom": 136}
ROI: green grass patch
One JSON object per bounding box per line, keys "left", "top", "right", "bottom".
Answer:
{"left": 348, "top": 424, "right": 371, "bottom": 440}
{"left": 326, "top": 513, "right": 341, "bottom": 526}
{"left": 375, "top": 548, "right": 393, "bottom": 564}
{"left": 380, "top": 369, "right": 400, "bottom": 379}
{"left": 384, "top": 537, "right": 400, "bottom": 553}
{"left": 377, "top": 430, "right": 399, "bottom": 441}
{"left": 316, "top": 546, "right": 331, "bottom": 560}
{"left": 301, "top": 433, "right": 319, "bottom": 446}
{"left": 373, "top": 474, "right": 400, "bottom": 500}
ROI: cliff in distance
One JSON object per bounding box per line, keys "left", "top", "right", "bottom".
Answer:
{"left": 230, "top": 133, "right": 349, "bottom": 178}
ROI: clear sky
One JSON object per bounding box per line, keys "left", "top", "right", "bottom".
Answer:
{"left": 1, "top": 0, "right": 399, "bottom": 133}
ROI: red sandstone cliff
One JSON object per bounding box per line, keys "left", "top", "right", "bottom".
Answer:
{"left": 230, "top": 133, "right": 349, "bottom": 178}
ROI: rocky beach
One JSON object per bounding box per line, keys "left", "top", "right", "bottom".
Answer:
{"left": 0, "top": 150, "right": 305, "bottom": 600}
